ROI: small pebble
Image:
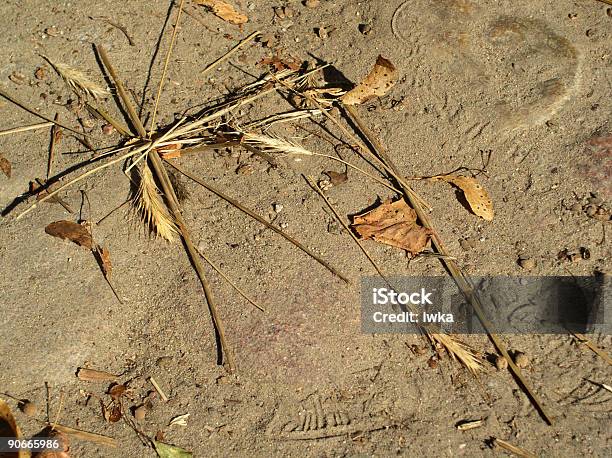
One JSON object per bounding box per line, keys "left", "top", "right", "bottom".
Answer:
{"left": 513, "top": 351, "right": 529, "bottom": 368}
{"left": 494, "top": 355, "right": 508, "bottom": 371}
{"left": 134, "top": 405, "right": 148, "bottom": 421}
{"left": 19, "top": 400, "right": 37, "bottom": 416}
{"left": 9, "top": 71, "right": 26, "bottom": 85}
{"left": 318, "top": 179, "right": 332, "bottom": 191}
{"left": 518, "top": 257, "right": 536, "bottom": 270}
{"left": 358, "top": 23, "right": 372, "bottom": 35}
{"left": 273, "top": 203, "right": 283, "bottom": 213}
{"left": 585, "top": 204, "right": 598, "bottom": 217}
{"left": 427, "top": 356, "right": 438, "bottom": 369}
{"left": 280, "top": 222, "right": 289, "bottom": 229}
{"left": 236, "top": 163, "right": 254, "bottom": 175}
{"left": 316, "top": 27, "right": 329, "bottom": 39}
{"left": 102, "top": 124, "right": 114, "bottom": 135}
{"left": 304, "top": 0, "right": 320, "bottom": 7}
{"left": 44, "top": 26, "right": 59, "bottom": 37}
{"left": 34, "top": 67, "right": 46, "bottom": 80}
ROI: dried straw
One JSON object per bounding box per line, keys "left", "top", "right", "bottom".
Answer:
{"left": 42, "top": 55, "right": 109, "bottom": 99}
{"left": 134, "top": 162, "right": 178, "bottom": 241}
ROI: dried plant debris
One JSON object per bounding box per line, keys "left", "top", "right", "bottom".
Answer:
{"left": 153, "top": 441, "right": 193, "bottom": 458}
{"left": 42, "top": 55, "right": 109, "bottom": 100}
{"left": 0, "top": 153, "right": 11, "bottom": 178}
{"left": 133, "top": 163, "right": 179, "bottom": 242}
{"left": 45, "top": 220, "right": 94, "bottom": 249}
{"left": 325, "top": 170, "right": 348, "bottom": 186}
{"left": 76, "top": 367, "right": 119, "bottom": 382}
{"left": 341, "top": 55, "right": 397, "bottom": 105}
{"left": 433, "top": 175, "right": 494, "bottom": 221}
{"left": 196, "top": 0, "right": 248, "bottom": 25}
{"left": 351, "top": 198, "right": 432, "bottom": 255}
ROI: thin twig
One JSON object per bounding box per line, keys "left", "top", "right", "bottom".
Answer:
{"left": 304, "top": 175, "right": 387, "bottom": 280}
{"left": 0, "top": 88, "right": 90, "bottom": 137}
{"left": 493, "top": 438, "right": 537, "bottom": 458}
{"left": 0, "top": 121, "right": 53, "bottom": 137}
{"left": 47, "top": 113, "right": 61, "bottom": 179}
{"left": 148, "top": 0, "right": 185, "bottom": 136}
{"left": 165, "top": 159, "right": 349, "bottom": 284}
{"left": 96, "top": 45, "right": 147, "bottom": 138}
{"left": 195, "top": 246, "right": 265, "bottom": 312}
{"left": 572, "top": 332, "right": 612, "bottom": 365}
{"left": 201, "top": 30, "right": 260, "bottom": 78}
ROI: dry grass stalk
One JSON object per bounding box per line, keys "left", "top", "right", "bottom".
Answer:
{"left": 493, "top": 438, "right": 537, "bottom": 458}
{"left": 42, "top": 55, "right": 109, "bottom": 100}
{"left": 430, "top": 334, "right": 482, "bottom": 374}
{"left": 241, "top": 131, "right": 313, "bottom": 156}
{"left": 0, "top": 121, "right": 53, "bottom": 137}
{"left": 134, "top": 162, "right": 178, "bottom": 241}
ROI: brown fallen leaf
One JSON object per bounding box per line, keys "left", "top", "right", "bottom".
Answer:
{"left": 341, "top": 55, "right": 397, "bottom": 105}
{"left": 351, "top": 198, "right": 432, "bottom": 255}
{"left": 196, "top": 0, "right": 248, "bottom": 25}
{"left": 95, "top": 246, "right": 112, "bottom": 278}
{"left": 0, "top": 153, "right": 11, "bottom": 178}
{"left": 325, "top": 170, "right": 348, "bottom": 186}
{"left": 45, "top": 220, "right": 94, "bottom": 249}
{"left": 435, "top": 175, "right": 494, "bottom": 221}
{"left": 76, "top": 367, "right": 119, "bottom": 382}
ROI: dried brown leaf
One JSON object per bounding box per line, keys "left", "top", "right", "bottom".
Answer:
{"left": 98, "top": 246, "right": 112, "bottom": 278}
{"left": 196, "top": 0, "right": 248, "bottom": 25}
{"left": 351, "top": 199, "right": 432, "bottom": 255}
{"left": 108, "top": 384, "right": 126, "bottom": 401}
{"left": 325, "top": 170, "right": 348, "bottom": 186}
{"left": 0, "top": 154, "right": 11, "bottom": 178}
{"left": 341, "top": 55, "right": 397, "bottom": 105}
{"left": 45, "top": 221, "right": 94, "bottom": 249}
{"left": 76, "top": 367, "right": 118, "bottom": 382}
{"left": 437, "top": 175, "right": 494, "bottom": 221}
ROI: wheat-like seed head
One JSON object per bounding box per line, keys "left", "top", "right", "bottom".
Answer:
{"left": 431, "top": 333, "right": 482, "bottom": 374}
{"left": 240, "top": 131, "right": 314, "bottom": 156}
{"left": 134, "top": 162, "right": 178, "bottom": 242}
{"left": 42, "top": 55, "right": 109, "bottom": 100}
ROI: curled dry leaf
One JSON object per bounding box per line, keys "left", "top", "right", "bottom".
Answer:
{"left": 76, "top": 367, "right": 118, "bottom": 382}
{"left": 351, "top": 198, "right": 432, "bottom": 255}
{"left": 0, "top": 153, "right": 11, "bottom": 178}
{"left": 196, "top": 0, "right": 248, "bottom": 25}
{"left": 341, "top": 55, "right": 397, "bottom": 105}
{"left": 436, "top": 175, "right": 494, "bottom": 221}
{"left": 45, "top": 221, "right": 94, "bottom": 249}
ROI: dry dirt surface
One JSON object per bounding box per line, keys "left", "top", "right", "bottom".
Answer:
{"left": 1, "top": 0, "right": 611, "bottom": 457}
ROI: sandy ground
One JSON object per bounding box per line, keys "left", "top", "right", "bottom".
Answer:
{"left": 0, "top": 0, "right": 611, "bottom": 456}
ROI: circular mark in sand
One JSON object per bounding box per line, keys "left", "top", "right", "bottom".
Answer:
{"left": 391, "top": 0, "right": 582, "bottom": 130}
